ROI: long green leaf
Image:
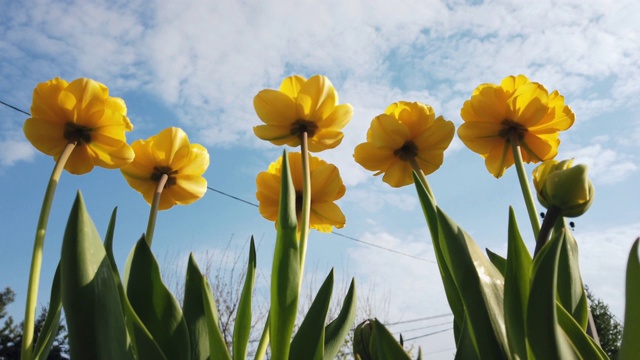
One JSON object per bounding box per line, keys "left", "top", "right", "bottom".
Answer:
{"left": 370, "top": 319, "right": 412, "bottom": 360}
{"left": 124, "top": 238, "right": 191, "bottom": 360}
{"left": 104, "top": 209, "right": 166, "bottom": 360}
{"left": 60, "top": 192, "right": 131, "bottom": 359}
{"left": 557, "top": 303, "right": 608, "bottom": 359}
{"left": 33, "top": 264, "right": 62, "bottom": 360}
{"left": 454, "top": 317, "right": 480, "bottom": 360}
{"left": 270, "top": 150, "right": 301, "bottom": 360}
{"left": 324, "top": 278, "right": 357, "bottom": 360}
{"left": 233, "top": 238, "right": 257, "bottom": 360}
{"left": 436, "top": 209, "right": 509, "bottom": 358}
{"left": 486, "top": 249, "right": 507, "bottom": 277}
{"left": 503, "top": 208, "right": 532, "bottom": 360}
{"left": 413, "top": 173, "right": 464, "bottom": 333}
{"left": 290, "top": 269, "right": 334, "bottom": 360}
{"left": 202, "top": 278, "right": 232, "bottom": 360}
{"left": 619, "top": 238, "right": 640, "bottom": 360}
{"left": 184, "top": 253, "right": 215, "bottom": 360}
{"left": 555, "top": 221, "right": 588, "bottom": 330}
{"left": 526, "top": 233, "right": 577, "bottom": 360}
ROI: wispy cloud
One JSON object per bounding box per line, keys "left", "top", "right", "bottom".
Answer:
{"left": 564, "top": 143, "right": 638, "bottom": 184}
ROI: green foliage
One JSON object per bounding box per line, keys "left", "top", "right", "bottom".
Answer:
{"left": 0, "top": 288, "right": 68, "bottom": 360}
{"left": 586, "top": 287, "right": 623, "bottom": 359}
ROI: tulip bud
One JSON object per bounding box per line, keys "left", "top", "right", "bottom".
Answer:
{"left": 533, "top": 159, "right": 594, "bottom": 217}
{"left": 353, "top": 320, "right": 373, "bottom": 360}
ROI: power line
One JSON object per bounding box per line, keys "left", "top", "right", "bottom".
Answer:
{"left": 394, "top": 320, "right": 452, "bottom": 334}
{"left": 1, "top": 98, "right": 438, "bottom": 264}
{"left": 403, "top": 327, "right": 453, "bottom": 341}
{"left": 0, "top": 100, "right": 30, "bottom": 116}
{"left": 385, "top": 313, "right": 452, "bottom": 326}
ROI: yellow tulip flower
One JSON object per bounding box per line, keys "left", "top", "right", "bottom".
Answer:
{"left": 256, "top": 152, "right": 346, "bottom": 232}
{"left": 353, "top": 101, "right": 455, "bottom": 188}
{"left": 458, "top": 74, "right": 575, "bottom": 178}
{"left": 23, "top": 77, "right": 134, "bottom": 174}
{"left": 253, "top": 75, "right": 353, "bottom": 152}
{"left": 121, "top": 127, "right": 209, "bottom": 210}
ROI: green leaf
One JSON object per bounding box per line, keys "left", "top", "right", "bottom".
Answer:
{"left": 454, "top": 318, "right": 480, "bottom": 360}
{"left": 233, "top": 238, "right": 257, "bottom": 360}
{"left": 104, "top": 208, "right": 166, "bottom": 360}
{"left": 33, "top": 263, "right": 62, "bottom": 360}
{"left": 370, "top": 319, "right": 411, "bottom": 360}
{"left": 436, "top": 209, "right": 509, "bottom": 358}
{"left": 60, "top": 192, "right": 131, "bottom": 360}
{"left": 270, "top": 150, "right": 301, "bottom": 360}
{"left": 324, "top": 278, "right": 357, "bottom": 360}
{"left": 554, "top": 221, "right": 589, "bottom": 330}
{"left": 124, "top": 237, "right": 191, "bottom": 360}
{"left": 413, "top": 173, "right": 465, "bottom": 332}
{"left": 486, "top": 249, "right": 506, "bottom": 277}
{"left": 184, "top": 253, "right": 215, "bottom": 360}
{"left": 526, "top": 233, "right": 577, "bottom": 360}
{"left": 619, "top": 238, "right": 640, "bottom": 360}
{"left": 290, "top": 269, "right": 334, "bottom": 360}
{"left": 557, "top": 303, "right": 608, "bottom": 359}
{"left": 202, "top": 278, "right": 232, "bottom": 360}
{"left": 503, "top": 208, "right": 532, "bottom": 360}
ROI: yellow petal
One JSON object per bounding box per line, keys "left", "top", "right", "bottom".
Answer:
{"left": 520, "top": 132, "right": 559, "bottom": 163}
{"left": 414, "top": 117, "right": 455, "bottom": 153}
{"left": 254, "top": 89, "right": 298, "bottom": 126}
{"left": 500, "top": 74, "right": 531, "bottom": 94}
{"left": 253, "top": 125, "right": 297, "bottom": 145}
{"left": 30, "top": 78, "right": 68, "bottom": 124}
{"left": 484, "top": 140, "right": 513, "bottom": 178}
{"left": 297, "top": 75, "right": 337, "bottom": 122}
{"left": 23, "top": 118, "right": 66, "bottom": 156}
{"left": 464, "top": 85, "right": 509, "bottom": 123}
{"left": 310, "top": 163, "right": 345, "bottom": 201}
{"left": 279, "top": 75, "right": 306, "bottom": 98}
{"left": 150, "top": 127, "right": 191, "bottom": 166}
{"left": 508, "top": 82, "right": 549, "bottom": 127}
{"left": 176, "top": 144, "right": 210, "bottom": 176}
{"left": 457, "top": 121, "right": 505, "bottom": 155}
{"left": 86, "top": 133, "right": 134, "bottom": 168}
{"left": 353, "top": 142, "right": 395, "bottom": 173}
{"left": 310, "top": 202, "right": 346, "bottom": 231}
{"left": 308, "top": 129, "right": 343, "bottom": 152}
{"left": 165, "top": 175, "right": 207, "bottom": 207}
{"left": 381, "top": 160, "right": 414, "bottom": 187}
{"left": 369, "top": 114, "right": 409, "bottom": 149}
{"left": 316, "top": 103, "right": 353, "bottom": 130}
{"left": 64, "top": 145, "right": 96, "bottom": 175}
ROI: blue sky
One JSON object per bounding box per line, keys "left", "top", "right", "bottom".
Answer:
{"left": 1, "top": 0, "right": 640, "bottom": 357}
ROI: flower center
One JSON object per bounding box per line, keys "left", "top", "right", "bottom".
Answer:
{"left": 290, "top": 120, "right": 318, "bottom": 138}
{"left": 394, "top": 141, "right": 419, "bottom": 161}
{"left": 63, "top": 123, "right": 92, "bottom": 144}
{"left": 499, "top": 120, "right": 528, "bottom": 142}
{"left": 151, "top": 166, "right": 178, "bottom": 188}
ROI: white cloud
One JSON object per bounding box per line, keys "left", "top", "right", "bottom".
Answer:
{"left": 0, "top": 138, "right": 35, "bottom": 167}
{"left": 564, "top": 143, "right": 638, "bottom": 184}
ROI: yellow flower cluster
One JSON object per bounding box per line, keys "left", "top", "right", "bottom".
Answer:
{"left": 24, "top": 77, "right": 209, "bottom": 210}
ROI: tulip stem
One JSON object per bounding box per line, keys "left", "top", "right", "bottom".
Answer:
{"left": 298, "top": 132, "right": 311, "bottom": 287}
{"left": 533, "top": 206, "right": 561, "bottom": 257}
{"left": 145, "top": 174, "right": 168, "bottom": 247}
{"left": 22, "top": 142, "right": 76, "bottom": 360}
{"left": 409, "top": 158, "right": 436, "bottom": 203}
{"left": 511, "top": 134, "right": 541, "bottom": 240}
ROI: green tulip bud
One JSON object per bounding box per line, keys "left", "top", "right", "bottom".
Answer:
{"left": 533, "top": 159, "right": 594, "bottom": 217}
{"left": 353, "top": 320, "right": 373, "bottom": 360}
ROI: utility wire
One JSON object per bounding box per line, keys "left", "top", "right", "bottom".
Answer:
{"left": 385, "top": 313, "right": 452, "bottom": 326}
{"left": 0, "top": 100, "right": 30, "bottom": 116}
{"left": 403, "top": 327, "right": 453, "bottom": 341}
{"left": 393, "top": 320, "right": 452, "bottom": 334}
{"left": 2, "top": 98, "right": 438, "bottom": 264}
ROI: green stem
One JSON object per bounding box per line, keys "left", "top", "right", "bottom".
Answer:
{"left": 254, "top": 313, "right": 270, "bottom": 360}
{"left": 408, "top": 157, "right": 436, "bottom": 204}
{"left": 21, "top": 142, "right": 76, "bottom": 360}
{"left": 297, "top": 132, "right": 311, "bottom": 288}
{"left": 145, "top": 174, "right": 168, "bottom": 247}
{"left": 533, "top": 206, "right": 561, "bottom": 257}
{"left": 510, "top": 134, "right": 541, "bottom": 240}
